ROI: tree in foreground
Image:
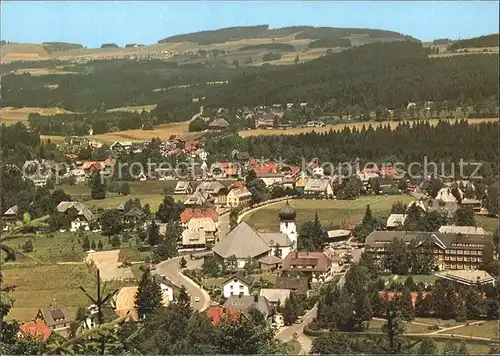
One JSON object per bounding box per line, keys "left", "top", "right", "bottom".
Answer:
{"left": 135, "top": 268, "right": 163, "bottom": 320}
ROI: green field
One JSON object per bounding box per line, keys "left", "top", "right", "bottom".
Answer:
{"left": 243, "top": 195, "right": 414, "bottom": 230}
{"left": 59, "top": 179, "right": 237, "bottom": 212}
{"left": 476, "top": 216, "right": 498, "bottom": 233}
{"left": 3, "top": 263, "right": 133, "bottom": 322}
{"left": 4, "top": 231, "right": 107, "bottom": 263}
{"left": 451, "top": 321, "right": 499, "bottom": 339}
{"left": 367, "top": 319, "right": 430, "bottom": 334}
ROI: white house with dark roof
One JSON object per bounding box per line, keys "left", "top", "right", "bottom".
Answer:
{"left": 223, "top": 273, "right": 254, "bottom": 298}
{"left": 304, "top": 178, "right": 334, "bottom": 198}
{"left": 56, "top": 201, "right": 95, "bottom": 232}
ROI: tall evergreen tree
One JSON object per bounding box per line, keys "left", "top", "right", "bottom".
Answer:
{"left": 135, "top": 268, "right": 163, "bottom": 320}
{"left": 418, "top": 338, "right": 437, "bottom": 354}
{"left": 177, "top": 285, "right": 193, "bottom": 317}
{"left": 398, "top": 287, "right": 415, "bottom": 321}
{"left": 454, "top": 206, "right": 476, "bottom": 226}
{"left": 89, "top": 171, "right": 106, "bottom": 200}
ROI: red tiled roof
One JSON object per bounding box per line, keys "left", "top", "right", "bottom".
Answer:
{"left": 248, "top": 158, "right": 260, "bottom": 167}
{"left": 379, "top": 291, "right": 429, "bottom": 308}
{"left": 205, "top": 306, "right": 239, "bottom": 325}
{"left": 180, "top": 208, "right": 218, "bottom": 224}
{"left": 19, "top": 321, "right": 52, "bottom": 342}
{"left": 253, "top": 163, "right": 278, "bottom": 174}
{"left": 82, "top": 161, "right": 102, "bottom": 171}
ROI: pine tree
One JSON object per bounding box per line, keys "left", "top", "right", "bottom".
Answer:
{"left": 135, "top": 268, "right": 162, "bottom": 320}
{"left": 82, "top": 235, "right": 90, "bottom": 250}
{"left": 97, "top": 240, "right": 103, "bottom": 250}
{"left": 91, "top": 240, "right": 96, "bottom": 250}
{"left": 455, "top": 300, "right": 467, "bottom": 322}
{"left": 89, "top": 171, "right": 106, "bottom": 200}
{"left": 362, "top": 204, "right": 375, "bottom": 227}
{"left": 442, "top": 340, "right": 457, "bottom": 355}
{"left": 418, "top": 338, "right": 437, "bottom": 354}
{"left": 458, "top": 342, "right": 469, "bottom": 355}
{"left": 178, "top": 285, "right": 192, "bottom": 316}
{"left": 398, "top": 287, "right": 415, "bottom": 321}
{"left": 148, "top": 219, "right": 160, "bottom": 246}
{"left": 414, "top": 291, "right": 427, "bottom": 317}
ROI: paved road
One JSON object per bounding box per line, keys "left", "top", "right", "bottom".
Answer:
{"left": 155, "top": 256, "right": 211, "bottom": 311}
{"left": 276, "top": 305, "right": 316, "bottom": 354}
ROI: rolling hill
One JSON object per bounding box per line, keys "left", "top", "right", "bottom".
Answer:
{"left": 157, "top": 24, "right": 416, "bottom": 45}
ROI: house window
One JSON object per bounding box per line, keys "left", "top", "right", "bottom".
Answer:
{"left": 239, "top": 285, "right": 244, "bottom": 289}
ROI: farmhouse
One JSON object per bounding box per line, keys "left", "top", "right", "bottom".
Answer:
{"left": 275, "top": 276, "right": 309, "bottom": 296}
{"left": 195, "top": 181, "right": 228, "bottom": 206}
{"left": 281, "top": 251, "right": 334, "bottom": 283}
{"left": 224, "top": 295, "right": 274, "bottom": 320}
{"left": 259, "top": 288, "right": 291, "bottom": 306}
{"left": 208, "top": 118, "right": 229, "bottom": 131}
{"left": 226, "top": 186, "right": 252, "bottom": 208}
{"left": 56, "top": 201, "right": 95, "bottom": 232}
{"left": 222, "top": 273, "right": 254, "bottom": 298}
{"left": 365, "top": 230, "right": 492, "bottom": 270}
{"left": 304, "top": 178, "right": 334, "bottom": 198}
{"left": 184, "top": 190, "right": 215, "bottom": 208}
{"left": 1, "top": 205, "right": 20, "bottom": 231}
{"left": 35, "top": 307, "right": 74, "bottom": 337}
{"left": 174, "top": 181, "right": 195, "bottom": 195}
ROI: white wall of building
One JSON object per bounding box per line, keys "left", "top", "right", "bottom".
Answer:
{"left": 223, "top": 278, "right": 251, "bottom": 298}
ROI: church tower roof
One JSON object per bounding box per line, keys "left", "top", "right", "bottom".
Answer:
{"left": 279, "top": 201, "right": 296, "bottom": 221}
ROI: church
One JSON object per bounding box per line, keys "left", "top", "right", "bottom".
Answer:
{"left": 212, "top": 201, "right": 297, "bottom": 268}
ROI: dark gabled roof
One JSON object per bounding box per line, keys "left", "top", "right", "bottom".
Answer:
{"left": 224, "top": 273, "right": 255, "bottom": 286}
{"left": 38, "top": 307, "right": 73, "bottom": 327}
{"left": 275, "top": 276, "right": 309, "bottom": 295}
{"left": 223, "top": 295, "right": 273, "bottom": 318}
{"left": 123, "top": 207, "right": 146, "bottom": 219}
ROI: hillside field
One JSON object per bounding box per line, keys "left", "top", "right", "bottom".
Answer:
{"left": 239, "top": 118, "right": 499, "bottom": 138}
{"left": 243, "top": 195, "right": 414, "bottom": 231}
{"left": 1, "top": 106, "right": 74, "bottom": 126}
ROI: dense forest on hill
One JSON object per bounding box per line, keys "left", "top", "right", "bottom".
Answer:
{"left": 308, "top": 38, "right": 351, "bottom": 49}
{"left": 448, "top": 33, "right": 499, "bottom": 50}
{"left": 238, "top": 43, "right": 296, "bottom": 52}
{"left": 28, "top": 110, "right": 155, "bottom": 136}
{"left": 294, "top": 27, "right": 415, "bottom": 41}
{"left": 1, "top": 42, "right": 497, "bottom": 121}
{"left": 42, "top": 42, "right": 83, "bottom": 53}
{"left": 206, "top": 120, "right": 499, "bottom": 176}
{"left": 158, "top": 25, "right": 270, "bottom": 44}
{"left": 158, "top": 25, "right": 415, "bottom": 45}
{"left": 205, "top": 41, "right": 499, "bottom": 109}
{"left": 1, "top": 59, "right": 258, "bottom": 111}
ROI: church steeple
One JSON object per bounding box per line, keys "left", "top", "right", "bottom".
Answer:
{"left": 279, "top": 201, "right": 296, "bottom": 221}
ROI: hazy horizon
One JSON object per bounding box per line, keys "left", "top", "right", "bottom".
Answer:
{"left": 1, "top": 1, "right": 499, "bottom": 48}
